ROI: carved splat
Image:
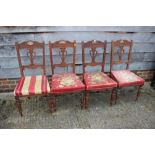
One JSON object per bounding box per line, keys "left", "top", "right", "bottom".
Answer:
{"left": 82, "top": 40, "right": 107, "bottom": 73}
{"left": 89, "top": 49, "right": 98, "bottom": 64}
{"left": 15, "top": 41, "right": 46, "bottom": 76}
{"left": 59, "top": 48, "right": 67, "bottom": 65}
{"left": 118, "top": 46, "right": 124, "bottom": 62}
{"left": 110, "top": 40, "right": 133, "bottom": 72}
{"left": 49, "top": 40, "right": 76, "bottom": 74}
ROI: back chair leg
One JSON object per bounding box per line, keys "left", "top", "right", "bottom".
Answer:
{"left": 15, "top": 96, "right": 23, "bottom": 116}
{"left": 110, "top": 88, "right": 117, "bottom": 106}
{"left": 136, "top": 85, "right": 143, "bottom": 101}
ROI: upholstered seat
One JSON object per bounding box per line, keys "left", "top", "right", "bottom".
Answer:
{"left": 111, "top": 70, "right": 145, "bottom": 87}
{"left": 51, "top": 73, "right": 85, "bottom": 94}
{"left": 14, "top": 75, "right": 50, "bottom": 96}
{"left": 84, "top": 72, "right": 117, "bottom": 90}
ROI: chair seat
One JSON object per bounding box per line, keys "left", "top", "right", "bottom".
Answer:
{"left": 111, "top": 70, "right": 145, "bottom": 87}
{"left": 14, "top": 75, "right": 50, "bottom": 96}
{"left": 84, "top": 72, "right": 117, "bottom": 90}
{"left": 51, "top": 73, "right": 85, "bottom": 94}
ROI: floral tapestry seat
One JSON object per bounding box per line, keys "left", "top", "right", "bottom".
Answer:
{"left": 111, "top": 70, "right": 145, "bottom": 87}
{"left": 83, "top": 72, "right": 117, "bottom": 90}
{"left": 51, "top": 73, "right": 85, "bottom": 94}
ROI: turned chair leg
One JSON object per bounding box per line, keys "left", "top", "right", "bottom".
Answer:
{"left": 135, "top": 85, "right": 143, "bottom": 101}
{"left": 48, "top": 95, "right": 56, "bottom": 112}
{"left": 85, "top": 91, "right": 89, "bottom": 109}
{"left": 15, "top": 96, "right": 23, "bottom": 116}
{"left": 110, "top": 88, "right": 117, "bottom": 106}
{"left": 80, "top": 92, "right": 85, "bottom": 109}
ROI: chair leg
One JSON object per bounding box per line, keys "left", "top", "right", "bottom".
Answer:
{"left": 85, "top": 91, "right": 89, "bottom": 109}
{"left": 48, "top": 95, "right": 56, "bottom": 112}
{"left": 135, "top": 85, "right": 143, "bottom": 101}
{"left": 15, "top": 96, "right": 23, "bottom": 116}
{"left": 80, "top": 92, "right": 85, "bottom": 109}
{"left": 110, "top": 88, "right": 117, "bottom": 106}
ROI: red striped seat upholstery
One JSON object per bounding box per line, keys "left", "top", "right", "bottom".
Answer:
{"left": 14, "top": 75, "right": 50, "bottom": 96}
{"left": 84, "top": 72, "right": 117, "bottom": 90}
{"left": 111, "top": 70, "right": 145, "bottom": 87}
{"left": 51, "top": 73, "right": 85, "bottom": 94}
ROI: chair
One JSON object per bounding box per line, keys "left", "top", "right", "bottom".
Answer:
{"left": 49, "top": 40, "right": 85, "bottom": 110}
{"left": 82, "top": 40, "right": 118, "bottom": 108}
{"left": 14, "top": 41, "right": 50, "bottom": 116}
{"left": 110, "top": 40, "right": 145, "bottom": 101}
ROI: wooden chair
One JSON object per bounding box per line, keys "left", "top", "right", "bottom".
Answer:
{"left": 14, "top": 41, "right": 50, "bottom": 116}
{"left": 49, "top": 40, "right": 85, "bottom": 111}
{"left": 110, "top": 40, "right": 145, "bottom": 101}
{"left": 82, "top": 40, "right": 118, "bottom": 108}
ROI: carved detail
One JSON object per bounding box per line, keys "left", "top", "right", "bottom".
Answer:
{"left": 15, "top": 40, "right": 45, "bottom": 76}
{"left": 27, "top": 41, "right": 34, "bottom": 45}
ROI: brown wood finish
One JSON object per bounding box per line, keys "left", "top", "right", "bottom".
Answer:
{"left": 49, "top": 40, "right": 85, "bottom": 110}
{"left": 49, "top": 40, "right": 76, "bottom": 74}
{"left": 15, "top": 40, "right": 46, "bottom": 76}
{"left": 110, "top": 39, "right": 133, "bottom": 72}
{"left": 82, "top": 40, "right": 107, "bottom": 73}
{"left": 82, "top": 40, "right": 117, "bottom": 108}
{"left": 15, "top": 41, "right": 52, "bottom": 116}
{"left": 110, "top": 39, "right": 143, "bottom": 101}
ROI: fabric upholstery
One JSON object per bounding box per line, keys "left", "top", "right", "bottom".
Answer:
{"left": 111, "top": 70, "right": 145, "bottom": 87}
{"left": 14, "top": 75, "right": 50, "bottom": 96}
{"left": 84, "top": 72, "right": 117, "bottom": 90}
{"left": 51, "top": 73, "right": 85, "bottom": 94}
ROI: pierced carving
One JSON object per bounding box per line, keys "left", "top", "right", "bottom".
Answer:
{"left": 59, "top": 48, "right": 67, "bottom": 65}
{"left": 89, "top": 49, "right": 98, "bottom": 63}
{"left": 118, "top": 46, "right": 124, "bottom": 61}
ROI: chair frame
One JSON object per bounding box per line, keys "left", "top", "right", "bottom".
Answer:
{"left": 49, "top": 40, "right": 85, "bottom": 110}
{"left": 110, "top": 39, "right": 144, "bottom": 101}
{"left": 15, "top": 40, "right": 51, "bottom": 116}
{"left": 82, "top": 40, "right": 117, "bottom": 108}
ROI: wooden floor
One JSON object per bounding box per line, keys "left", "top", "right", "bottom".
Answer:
{"left": 0, "top": 82, "right": 155, "bottom": 129}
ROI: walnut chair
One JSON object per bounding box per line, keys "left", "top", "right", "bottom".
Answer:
{"left": 49, "top": 40, "right": 85, "bottom": 111}
{"left": 82, "top": 40, "right": 118, "bottom": 108}
{"left": 110, "top": 40, "right": 145, "bottom": 101}
{"left": 14, "top": 41, "right": 51, "bottom": 116}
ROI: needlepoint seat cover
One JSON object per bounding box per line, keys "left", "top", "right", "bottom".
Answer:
{"left": 84, "top": 72, "right": 117, "bottom": 90}
{"left": 111, "top": 70, "right": 145, "bottom": 87}
{"left": 51, "top": 73, "right": 85, "bottom": 94}
{"left": 14, "top": 75, "right": 50, "bottom": 96}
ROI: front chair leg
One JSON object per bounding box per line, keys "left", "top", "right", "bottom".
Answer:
{"left": 85, "top": 91, "right": 89, "bottom": 109}
{"left": 80, "top": 92, "right": 85, "bottom": 109}
{"left": 135, "top": 85, "right": 143, "bottom": 101}
{"left": 15, "top": 96, "right": 23, "bottom": 116}
{"left": 48, "top": 95, "right": 56, "bottom": 112}
{"left": 110, "top": 88, "right": 117, "bottom": 106}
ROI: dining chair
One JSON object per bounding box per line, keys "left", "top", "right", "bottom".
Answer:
{"left": 82, "top": 40, "right": 118, "bottom": 108}
{"left": 49, "top": 40, "right": 85, "bottom": 111}
{"left": 110, "top": 40, "right": 145, "bottom": 101}
{"left": 14, "top": 41, "right": 50, "bottom": 116}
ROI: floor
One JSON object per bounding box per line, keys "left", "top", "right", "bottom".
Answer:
{"left": 0, "top": 82, "right": 155, "bottom": 129}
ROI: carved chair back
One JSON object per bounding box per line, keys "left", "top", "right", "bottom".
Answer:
{"left": 82, "top": 40, "right": 107, "bottom": 73}
{"left": 49, "top": 40, "right": 76, "bottom": 74}
{"left": 15, "top": 41, "right": 46, "bottom": 77}
{"left": 110, "top": 40, "right": 133, "bottom": 72}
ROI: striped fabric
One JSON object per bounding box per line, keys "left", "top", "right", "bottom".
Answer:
{"left": 14, "top": 75, "right": 50, "bottom": 96}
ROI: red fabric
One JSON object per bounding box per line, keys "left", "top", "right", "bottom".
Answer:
{"left": 51, "top": 73, "right": 85, "bottom": 94}
{"left": 111, "top": 70, "right": 145, "bottom": 87}
{"left": 84, "top": 72, "right": 117, "bottom": 90}
{"left": 14, "top": 75, "right": 50, "bottom": 96}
